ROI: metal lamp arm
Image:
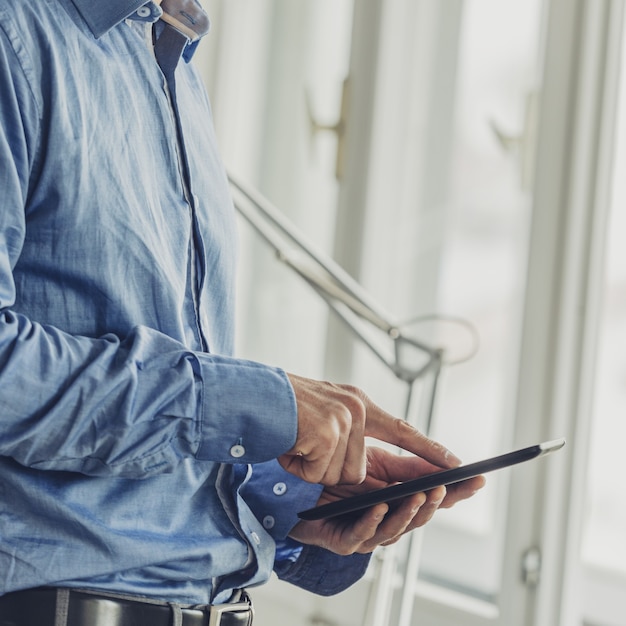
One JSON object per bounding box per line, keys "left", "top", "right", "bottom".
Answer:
{"left": 228, "top": 172, "right": 441, "bottom": 384}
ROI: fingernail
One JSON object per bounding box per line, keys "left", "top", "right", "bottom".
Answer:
{"left": 446, "top": 449, "right": 462, "bottom": 466}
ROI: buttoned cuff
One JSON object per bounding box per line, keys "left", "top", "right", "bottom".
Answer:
{"left": 239, "top": 460, "right": 324, "bottom": 540}
{"left": 274, "top": 545, "right": 372, "bottom": 596}
{"left": 194, "top": 356, "right": 297, "bottom": 463}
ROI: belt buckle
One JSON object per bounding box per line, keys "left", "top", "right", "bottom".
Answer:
{"left": 208, "top": 591, "right": 254, "bottom": 626}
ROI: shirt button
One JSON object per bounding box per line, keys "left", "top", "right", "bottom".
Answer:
{"left": 229, "top": 444, "right": 246, "bottom": 458}
{"left": 262, "top": 516, "right": 275, "bottom": 530}
{"left": 136, "top": 6, "right": 152, "bottom": 18}
{"left": 273, "top": 482, "right": 287, "bottom": 496}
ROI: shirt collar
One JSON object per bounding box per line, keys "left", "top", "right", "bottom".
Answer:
{"left": 69, "top": 0, "right": 158, "bottom": 38}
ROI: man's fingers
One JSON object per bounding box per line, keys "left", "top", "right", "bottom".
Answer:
{"left": 404, "top": 486, "right": 447, "bottom": 531}
{"left": 365, "top": 446, "right": 445, "bottom": 485}
{"left": 336, "top": 389, "right": 367, "bottom": 484}
{"left": 440, "top": 474, "right": 486, "bottom": 508}
{"left": 320, "top": 417, "right": 350, "bottom": 485}
{"left": 356, "top": 492, "right": 427, "bottom": 552}
{"left": 284, "top": 374, "right": 466, "bottom": 489}
{"left": 340, "top": 503, "right": 389, "bottom": 554}
{"left": 285, "top": 375, "right": 369, "bottom": 485}
{"left": 365, "top": 410, "right": 461, "bottom": 469}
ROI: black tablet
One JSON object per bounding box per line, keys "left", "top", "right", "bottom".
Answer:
{"left": 297, "top": 438, "right": 565, "bottom": 521}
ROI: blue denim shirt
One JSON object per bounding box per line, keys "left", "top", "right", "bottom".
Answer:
{"left": 0, "top": 0, "right": 369, "bottom": 605}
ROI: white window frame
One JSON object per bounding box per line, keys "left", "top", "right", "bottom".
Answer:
{"left": 527, "top": 0, "right": 625, "bottom": 624}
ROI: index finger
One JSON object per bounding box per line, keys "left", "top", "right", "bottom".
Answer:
{"left": 365, "top": 409, "right": 461, "bottom": 469}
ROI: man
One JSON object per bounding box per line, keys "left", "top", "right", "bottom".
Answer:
{"left": 0, "top": 1, "right": 484, "bottom": 624}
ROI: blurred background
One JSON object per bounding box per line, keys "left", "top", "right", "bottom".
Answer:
{"left": 194, "top": 1, "right": 625, "bottom": 625}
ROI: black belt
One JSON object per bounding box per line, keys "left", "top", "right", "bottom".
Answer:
{"left": 0, "top": 587, "right": 254, "bottom": 626}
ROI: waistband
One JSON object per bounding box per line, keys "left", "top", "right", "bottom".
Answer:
{"left": 0, "top": 587, "right": 254, "bottom": 626}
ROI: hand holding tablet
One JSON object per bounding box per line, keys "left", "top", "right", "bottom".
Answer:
{"left": 298, "top": 438, "right": 565, "bottom": 521}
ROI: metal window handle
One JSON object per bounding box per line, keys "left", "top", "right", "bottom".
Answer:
{"left": 304, "top": 77, "right": 350, "bottom": 179}
{"left": 521, "top": 546, "right": 542, "bottom": 587}
{"left": 490, "top": 90, "right": 539, "bottom": 192}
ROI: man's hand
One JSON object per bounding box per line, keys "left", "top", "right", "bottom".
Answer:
{"left": 288, "top": 447, "right": 486, "bottom": 554}
{"left": 278, "top": 374, "right": 462, "bottom": 486}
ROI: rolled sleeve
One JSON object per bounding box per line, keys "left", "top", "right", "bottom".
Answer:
{"left": 195, "top": 356, "right": 298, "bottom": 463}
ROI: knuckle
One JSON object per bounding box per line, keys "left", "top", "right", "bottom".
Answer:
{"left": 339, "top": 384, "right": 367, "bottom": 410}
{"left": 346, "top": 398, "right": 367, "bottom": 427}
{"left": 338, "top": 382, "right": 360, "bottom": 396}
{"left": 394, "top": 418, "right": 419, "bottom": 437}
{"left": 324, "top": 414, "right": 344, "bottom": 442}
{"left": 341, "top": 466, "right": 366, "bottom": 485}
{"left": 327, "top": 398, "right": 353, "bottom": 427}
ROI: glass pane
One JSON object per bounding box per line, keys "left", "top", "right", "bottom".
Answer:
{"left": 418, "top": 0, "right": 543, "bottom": 598}
{"left": 350, "top": 0, "right": 544, "bottom": 601}
{"left": 210, "top": 0, "right": 545, "bottom": 611}
{"left": 224, "top": 0, "right": 355, "bottom": 376}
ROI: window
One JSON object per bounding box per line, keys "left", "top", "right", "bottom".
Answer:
{"left": 198, "top": 1, "right": 625, "bottom": 624}
{"left": 348, "top": 0, "right": 544, "bottom": 603}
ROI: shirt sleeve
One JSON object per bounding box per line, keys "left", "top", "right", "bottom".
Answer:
{"left": 0, "top": 313, "right": 297, "bottom": 478}
{"left": 0, "top": 28, "right": 297, "bottom": 478}
{"left": 274, "top": 545, "right": 372, "bottom": 596}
